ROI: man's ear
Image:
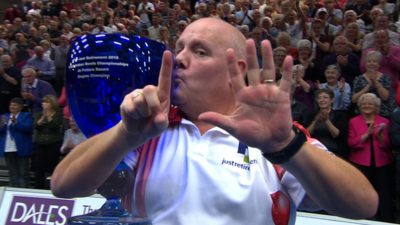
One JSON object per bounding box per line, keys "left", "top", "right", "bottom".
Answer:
{"left": 237, "top": 59, "right": 247, "bottom": 77}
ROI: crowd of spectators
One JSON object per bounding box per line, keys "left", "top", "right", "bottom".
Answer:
{"left": 0, "top": 0, "right": 400, "bottom": 222}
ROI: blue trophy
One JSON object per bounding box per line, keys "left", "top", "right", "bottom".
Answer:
{"left": 65, "top": 34, "right": 168, "bottom": 224}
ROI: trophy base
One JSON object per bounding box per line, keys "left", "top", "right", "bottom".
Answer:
{"left": 68, "top": 210, "right": 152, "bottom": 225}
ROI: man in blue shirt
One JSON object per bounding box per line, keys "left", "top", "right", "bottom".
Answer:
{"left": 22, "top": 46, "right": 55, "bottom": 86}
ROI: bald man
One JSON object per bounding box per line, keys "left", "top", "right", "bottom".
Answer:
{"left": 52, "top": 18, "right": 378, "bottom": 224}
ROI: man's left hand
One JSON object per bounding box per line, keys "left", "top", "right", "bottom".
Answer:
{"left": 199, "top": 39, "right": 295, "bottom": 154}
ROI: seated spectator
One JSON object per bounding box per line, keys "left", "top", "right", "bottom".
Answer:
{"left": 260, "top": 17, "right": 279, "bottom": 47}
{"left": 50, "top": 35, "right": 69, "bottom": 96}
{"left": 219, "top": 3, "right": 232, "bottom": 21}
{"left": 289, "top": 79, "right": 311, "bottom": 128}
{"left": 240, "top": 25, "right": 250, "bottom": 39}
{"left": 282, "top": 1, "right": 306, "bottom": 47}
{"left": 273, "top": 46, "right": 287, "bottom": 81}
{"left": 157, "top": 26, "right": 170, "bottom": 45}
{"left": 308, "top": 19, "right": 331, "bottom": 69}
{"left": 81, "top": 23, "right": 91, "bottom": 35}
{"left": 176, "top": 20, "right": 188, "bottom": 38}
{"left": 62, "top": 24, "right": 74, "bottom": 40}
{"left": 372, "top": 0, "right": 395, "bottom": 20}
{"left": 313, "top": 8, "right": 339, "bottom": 36}
{"left": 343, "top": 22, "right": 363, "bottom": 58}
{"left": 33, "top": 95, "right": 63, "bottom": 189}
{"left": 92, "top": 17, "right": 114, "bottom": 34}
{"left": 362, "top": 15, "right": 399, "bottom": 51}
{"left": 294, "top": 39, "right": 320, "bottom": 82}
{"left": 60, "top": 118, "right": 87, "bottom": 155}
{"left": 0, "top": 55, "right": 21, "bottom": 115}
{"left": 80, "top": 3, "right": 94, "bottom": 24}
{"left": 12, "top": 37, "right": 33, "bottom": 70}
{"left": 365, "top": 8, "right": 397, "bottom": 34}
{"left": 353, "top": 51, "right": 391, "bottom": 118}
{"left": 345, "top": 0, "right": 371, "bottom": 25}
{"left": 293, "top": 64, "right": 316, "bottom": 113}
{"left": 0, "top": 98, "right": 34, "bottom": 188}
{"left": 348, "top": 93, "right": 395, "bottom": 223}
{"left": 361, "top": 30, "right": 400, "bottom": 100}
{"left": 322, "top": 36, "right": 360, "bottom": 87}
{"left": 277, "top": 32, "right": 298, "bottom": 59}
{"left": 148, "top": 14, "right": 161, "bottom": 40}
{"left": 21, "top": 68, "right": 57, "bottom": 114}
{"left": 39, "top": 25, "right": 48, "bottom": 37}
{"left": 71, "top": 28, "right": 82, "bottom": 43}
{"left": 140, "top": 29, "right": 149, "bottom": 38}
{"left": 69, "top": 9, "right": 81, "bottom": 29}
{"left": 23, "top": 46, "right": 55, "bottom": 85}
{"left": 307, "top": 89, "right": 348, "bottom": 158}
{"left": 315, "top": 65, "right": 351, "bottom": 111}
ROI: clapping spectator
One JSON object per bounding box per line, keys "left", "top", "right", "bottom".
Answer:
{"left": 60, "top": 118, "right": 87, "bottom": 155}
{"left": 294, "top": 39, "right": 320, "bottom": 82}
{"left": 0, "top": 98, "right": 34, "bottom": 188}
{"left": 293, "top": 64, "right": 316, "bottom": 113}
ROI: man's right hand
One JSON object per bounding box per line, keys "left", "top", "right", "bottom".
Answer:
{"left": 118, "top": 51, "right": 173, "bottom": 143}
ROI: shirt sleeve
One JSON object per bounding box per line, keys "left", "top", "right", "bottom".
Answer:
{"left": 123, "top": 150, "right": 140, "bottom": 170}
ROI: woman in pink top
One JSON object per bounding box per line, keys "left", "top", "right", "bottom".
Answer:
{"left": 348, "top": 93, "right": 394, "bottom": 222}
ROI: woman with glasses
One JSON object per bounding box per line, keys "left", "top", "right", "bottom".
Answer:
{"left": 307, "top": 89, "right": 348, "bottom": 158}
{"left": 348, "top": 93, "right": 394, "bottom": 222}
{"left": 352, "top": 51, "right": 391, "bottom": 119}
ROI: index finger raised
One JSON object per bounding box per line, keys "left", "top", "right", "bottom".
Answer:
{"left": 158, "top": 51, "right": 173, "bottom": 103}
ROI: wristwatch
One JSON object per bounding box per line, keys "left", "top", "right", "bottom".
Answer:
{"left": 262, "top": 125, "right": 307, "bottom": 164}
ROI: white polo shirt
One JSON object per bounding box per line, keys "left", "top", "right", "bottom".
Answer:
{"left": 124, "top": 110, "right": 326, "bottom": 225}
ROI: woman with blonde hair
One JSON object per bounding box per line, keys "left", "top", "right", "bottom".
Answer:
{"left": 157, "top": 26, "right": 170, "bottom": 45}
{"left": 273, "top": 46, "right": 287, "bottom": 81}
{"left": 277, "top": 32, "right": 298, "bottom": 59}
{"left": 344, "top": 22, "right": 364, "bottom": 57}
{"left": 34, "top": 95, "right": 63, "bottom": 189}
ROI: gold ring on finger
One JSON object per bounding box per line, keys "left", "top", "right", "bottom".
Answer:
{"left": 263, "top": 79, "right": 274, "bottom": 84}
{"left": 132, "top": 92, "right": 142, "bottom": 98}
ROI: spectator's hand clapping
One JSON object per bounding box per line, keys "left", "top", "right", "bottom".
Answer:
{"left": 339, "top": 78, "right": 345, "bottom": 91}
{"left": 315, "top": 80, "right": 322, "bottom": 90}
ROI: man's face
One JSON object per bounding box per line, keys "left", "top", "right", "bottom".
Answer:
{"left": 228, "top": 15, "right": 236, "bottom": 25}
{"left": 26, "top": 15, "right": 32, "bottom": 21}
{"left": 82, "top": 24, "right": 89, "bottom": 31}
{"left": 179, "top": 0, "right": 186, "bottom": 8}
{"left": 199, "top": 4, "right": 206, "bottom": 12}
{"left": 129, "top": 22, "right": 136, "bottom": 29}
{"left": 101, "top": 2, "right": 107, "bottom": 9}
{"left": 60, "top": 36, "right": 68, "bottom": 45}
{"left": 35, "top": 48, "right": 44, "bottom": 58}
{"left": 50, "top": 22, "right": 57, "bottom": 30}
{"left": 152, "top": 15, "right": 160, "bottom": 25}
{"left": 345, "top": 13, "right": 356, "bottom": 23}
{"left": 84, "top": 4, "right": 90, "bottom": 11}
{"left": 333, "top": 38, "right": 347, "bottom": 53}
{"left": 371, "top": 10, "right": 380, "bottom": 21}
{"left": 252, "top": 29, "right": 262, "bottom": 41}
{"left": 97, "top": 18, "right": 104, "bottom": 26}
{"left": 174, "top": 4, "right": 180, "bottom": 12}
{"left": 23, "top": 71, "right": 35, "bottom": 84}
{"left": 241, "top": 0, "right": 250, "bottom": 8}
{"left": 287, "top": 11, "right": 296, "bottom": 23}
{"left": 312, "top": 23, "right": 322, "bottom": 35}
{"left": 2, "top": 58, "right": 11, "bottom": 69}
{"left": 324, "top": 0, "right": 334, "bottom": 8}
{"left": 374, "top": 31, "right": 389, "bottom": 47}
{"left": 160, "top": 3, "right": 167, "bottom": 12}
{"left": 375, "top": 16, "right": 388, "bottom": 29}
{"left": 173, "top": 21, "right": 234, "bottom": 110}
{"left": 30, "top": 28, "right": 37, "bottom": 36}
{"left": 168, "top": 13, "right": 176, "bottom": 21}
{"left": 317, "top": 12, "right": 327, "bottom": 21}
{"left": 253, "top": 10, "right": 261, "bottom": 19}
{"left": 9, "top": 103, "right": 22, "bottom": 114}
{"left": 14, "top": 19, "right": 22, "bottom": 27}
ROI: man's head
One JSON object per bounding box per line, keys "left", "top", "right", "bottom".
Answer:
{"left": 69, "top": 117, "right": 79, "bottom": 132}
{"left": 22, "top": 68, "right": 37, "bottom": 85}
{"left": 173, "top": 18, "right": 246, "bottom": 116}
{"left": 96, "top": 17, "right": 105, "bottom": 27}
{"left": 14, "top": 17, "right": 22, "bottom": 27}
{"left": 178, "top": 20, "right": 188, "bottom": 31}
{"left": 60, "top": 35, "right": 69, "bottom": 46}
{"left": 311, "top": 19, "right": 324, "bottom": 36}
{"left": 323, "top": 0, "right": 334, "bottom": 9}
{"left": 316, "top": 8, "right": 327, "bottom": 21}
{"left": 228, "top": 14, "right": 237, "bottom": 26}
{"left": 9, "top": 98, "right": 24, "bottom": 114}
{"left": 82, "top": 23, "right": 90, "bottom": 32}
{"left": 173, "top": 4, "right": 181, "bottom": 13}
{"left": 129, "top": 20, "right": 136, "bottom": 30}
{"left": 1, "top": 55, "right": 13, "bottom": 69}
{"left": 60, "top": 11, "right": 67, "bottom": 20}
{"left": 374, "top": 29, "right": 390, "bottom": 48}
{"left": 179, "top": 0, "right": 186, "bottom": 8}
{"left": 344, "top": 10, "right": 356, "bottom": 24}
{"left": 198, "top": 3, "right": 207, "bottom": 13}
{"left": 152, "top": 14, "right": 160, "bottom": 26}
{"left": 84, "top": 3, "right": 91, "bottom": 12}
{"left": 287, "top": 10, "right": 297, "bottom": 24}
{"left": 50, "top": 21, "right": 58, "bottom": 30}
{"left": 251, "top": 27, "right": 262, "bottom": 42}
{"left": 375, "top": 15, "right": 389, "bottom": 30}
{"left": 140, "top": 29, "right": 149, "bottom": 38}
{"left": 159, "top": 2, "right": 167, "bottom": 13}
{"left": 333, "top": 36, "right": 348, "bottom": 55}
{"left": 370, "top": 8, "right": 383, "bottom": 22}
{"left": 240, "top": 25, "right": 250, "bottom": 39}
{"left": 26, "top": 14, "right": 32, "bottom": 22}
{"left": 34, "top": 46, "right": 44, "bottom": 59}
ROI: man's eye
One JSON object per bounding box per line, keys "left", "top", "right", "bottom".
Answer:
{"left": 197, "top": 50, "right": 206, "bottom": 55}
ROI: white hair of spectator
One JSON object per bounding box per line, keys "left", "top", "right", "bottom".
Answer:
{"left": 365, "top": 51, "right": 382, "bottom": 64}
{"left": 325, "top": 64, "right": 341, "bottom": 76}
{"left": 178, "top": 20, "right": 188, "bottom": 26}
{"left": 371, "top": 7, "right": 383, "bottom": 14}
{"left": 252, "top": 2, "right": 260, "bottom": 7}
{"left": 344, "top": 10, "right": 356, "bottom": 17}
{"left": 273, "top": 14, "right": 284, "bottom": 23}
{"left": 60, "top": 11, "right": 67, "bottom": 16}
{"left": 333, "top": 36, "right": 349, "bottom": 45}
{"left": 261, "top": 17, "right": 273, "bottom": 26}
{"left": 273, "top": 46, "right": 287, "bottom": 56}
{"left": 1, "top": 55, "right": 12, "bottom": 62}
{"left": 22, "top": 68, "right": 37, "bottom": 77}
{"left": 297, "top": 39, "right": 312, "bottom": 50}
{"left": 293, "top": 64, "right": 305, "bottom": 73}
{"left": 240, "top": 25, "right": 249, "bottom": 32}
{"left": 358, "top": 93, "right": 381, "bottom": 114}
